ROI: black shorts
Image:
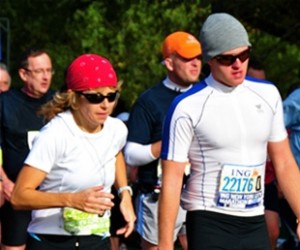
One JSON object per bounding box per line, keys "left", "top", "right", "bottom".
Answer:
{"left": 186, "top": 210, "right": 270, "bottom": 250}
{"left": 0, "top": 201, "right": 31, "bottom": 245}
{"left": 279, "top": 198, "right": 297, "bottom": 233}
{"left": 264, "top": 181, "right": 280, "bottom": 213}
{"left": 26, "top": 234, "right": 110, "bottom": 250}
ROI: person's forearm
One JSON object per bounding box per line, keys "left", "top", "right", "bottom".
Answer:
{"left": 11, "top": 184, "right": 114, "bottom": 214}
{"left": 11, "top": 188, "right": 72, "bottom": 210}
{"left": 114, "top": 151, "right": 136, "bottom": 237}
{"left": 158, "top": 160, "right": 184, "bottom": 249}
{"left": 114, "top": 151, "right": 133, "bottom": 201}
{"left": 10, "top": 165, "right": 72, "bottom": 210}
{"left": 124, "top": 142, "right": 157, "bottom": 166}
{"left": 114, "top": 151, "right": 129, "bottom": 189}
{"left": 11, "top": 166, "right": 115, "bottom": 213}
{"left": 276, "top": 163, "right": 300, "bottom": 218}
{"left": 158, "top": 188, "right": 179, "bottom": 249}
{"left": 277, "top": 163, "right": 300, "bottom": 241}
{"left": 270, "top": 139, "right": 300, "bottom": 220}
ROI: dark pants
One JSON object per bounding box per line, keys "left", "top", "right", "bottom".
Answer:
{"left": 186, "top": 210, "right": 270, "bottom": 250}
{"left": 26, "top": 234, "right": 110, "bottom": 250}
{"left": 264, "top": 181, "right": 280, "bottom": 212}
{"left": 0, "top": 201, "right": 31, "bottom": 245}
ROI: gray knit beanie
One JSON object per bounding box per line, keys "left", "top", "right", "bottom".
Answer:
{"left": 200, "top": 13, "right": 251, "bottom": 61}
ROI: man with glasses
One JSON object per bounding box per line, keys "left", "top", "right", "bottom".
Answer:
{"left": 0, "top": 48, "right": 54, "bottom": 250}
{"left": 158, "top": 13, "right": 300, "bottom": 250}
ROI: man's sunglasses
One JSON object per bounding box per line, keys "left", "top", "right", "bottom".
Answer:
{"left": 214, "top": 48, "right": 251, "bottom": 66}
{"left": 77, "top": 91, "right": 120, "bottom": 104}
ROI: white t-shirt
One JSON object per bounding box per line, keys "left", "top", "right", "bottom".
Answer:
{"left": 25, "top": 110, "right": 127, "bottom": 235}
{"left": 161, "top": 75, "right": 287, "bottom": 217}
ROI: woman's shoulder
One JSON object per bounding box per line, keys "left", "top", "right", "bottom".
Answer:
{"left": 107, "top": 116, "right": 127, "bottom": 128}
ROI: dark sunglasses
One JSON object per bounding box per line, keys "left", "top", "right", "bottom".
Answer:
{"left": 214, "top": 48, "right": 251, "bottom": 66}
{"left": 77, "top": 91, "right": 120, "bottom": 104}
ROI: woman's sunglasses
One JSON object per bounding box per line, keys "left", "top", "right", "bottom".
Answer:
{"left": 214, "top": 48, "right": 251, "bottom": 66}
{"left": 77, "top": 91, "right": 120, "bottom": 104}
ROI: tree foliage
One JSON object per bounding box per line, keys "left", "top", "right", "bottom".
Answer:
{"left": 63, "top": 0, "right": 210, "bottom": 108}
{"left": 0, "top": 0, "right": 299, "bottom": 108}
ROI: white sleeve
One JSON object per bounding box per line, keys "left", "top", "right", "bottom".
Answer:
{"left": 124, "top": 141, "right": 156, "bottom": 167}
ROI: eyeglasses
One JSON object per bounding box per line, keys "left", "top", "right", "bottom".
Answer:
{"left": 24, "top": 68, "right": 55, "bottom": 75}
{"left": 77, "top": 91, "right": 120, "bottom": 104}
{"left": 214, "top": 48, "right": 251, "bottom": 66}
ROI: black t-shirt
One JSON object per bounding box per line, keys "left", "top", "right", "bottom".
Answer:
{"left": 0, "top": 88, "right": 54, "bottom": 181}
{"left": 126, "top": 82, "right": 182, "bottom": 185}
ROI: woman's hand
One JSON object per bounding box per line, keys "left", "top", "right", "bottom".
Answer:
{"left": 72, "top": 186, "right": 114, "bottom": 215}
{"left": 117, "top": 192, "right": 136, "bottom": 237}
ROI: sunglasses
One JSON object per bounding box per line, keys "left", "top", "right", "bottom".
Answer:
{"left": 77, "top": 91, "right": 120, "bottom": 104}
{"left": 214, "top": 48, "right": 251, "bottom": 66}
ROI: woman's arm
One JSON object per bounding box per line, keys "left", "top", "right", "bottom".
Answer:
{"left": 11, "top": 165, "right": 114, "bottom": 214}
{"left": 114, "top": 151, "right": 136, "bottom": 237}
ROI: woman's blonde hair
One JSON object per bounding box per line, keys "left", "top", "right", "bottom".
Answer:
{"left": 38, "top": 91, "right": 78, "bottom": 122}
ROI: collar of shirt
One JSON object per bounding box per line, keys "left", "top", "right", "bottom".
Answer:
{"left": 162, "top": 77, "right": 192, "bottom": 93}
{"left": 205, "top": 74, "right": 245, "bottom": 93}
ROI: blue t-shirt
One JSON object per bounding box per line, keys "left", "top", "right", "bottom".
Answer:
{"left": 284, "top": 87, "right": 300, "bottom": 168}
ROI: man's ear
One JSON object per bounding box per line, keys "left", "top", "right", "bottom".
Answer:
{"left": 18, "top": 68, "right": 28, "bottom": 82}
{"left": 164, "top": 57, "right": 174, "bottom": 71}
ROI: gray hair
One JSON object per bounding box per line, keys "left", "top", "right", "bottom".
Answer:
{"left": 0, "top": 62, "right": 11, "bottom": 86}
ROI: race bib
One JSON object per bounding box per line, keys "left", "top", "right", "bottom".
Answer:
{"left": 62, "top": 207, "right": 110, "bottom": 236}
{"left": 217, "top": 163, "right": 264, "bottom": 209}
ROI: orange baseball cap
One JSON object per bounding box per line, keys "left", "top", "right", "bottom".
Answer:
{"left": 162, "top": 31, "right": 202, "bottom": 60}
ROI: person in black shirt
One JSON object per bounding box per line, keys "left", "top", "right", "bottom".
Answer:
{"left": 0, "top": 48, "right": 55, "bottom": 250}
{"left": 124, "top": 31, "right": 202, "bottom": 250}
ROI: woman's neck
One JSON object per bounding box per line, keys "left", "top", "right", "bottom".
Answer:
{"left": 72, "top": 110, "right": 102, "bottom": 133}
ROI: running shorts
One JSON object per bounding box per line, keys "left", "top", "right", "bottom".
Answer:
{"left": 26, "top": 234, "right": 110, "bottom": 250}
{"left": 186, "top": 210, "right": 270, "bottom": 250}
{"left": 264, "top": 181, "right": 280, "bottom": 213}
{"left": 135, "top": 192, "right": 186, "bottom": 245}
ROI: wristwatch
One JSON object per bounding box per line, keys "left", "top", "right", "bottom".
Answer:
{"left": 117, "top": 186, "right": 133, "bottom": 197}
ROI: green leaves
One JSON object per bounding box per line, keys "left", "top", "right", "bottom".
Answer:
{"left": 1, "top": 0, "right": 299, "bottom": 107}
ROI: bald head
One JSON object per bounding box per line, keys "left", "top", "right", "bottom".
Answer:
{"left": 0, "top": 63, "right": 11, "bottom": 93}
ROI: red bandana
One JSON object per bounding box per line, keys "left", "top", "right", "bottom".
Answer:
{"left": 66, "top": 54, "right": 117, "bottom": 91}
